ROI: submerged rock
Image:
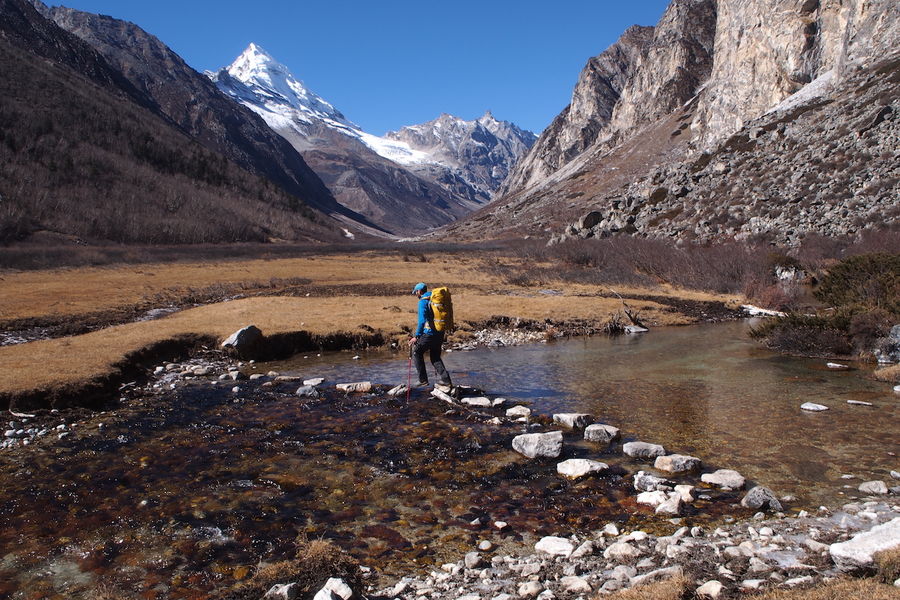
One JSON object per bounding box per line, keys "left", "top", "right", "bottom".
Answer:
{"left": 512, "top": 431, "right": 563, "bottom": 459}
{"left": 553, "top": 413, "right": 593, "bottom": 429}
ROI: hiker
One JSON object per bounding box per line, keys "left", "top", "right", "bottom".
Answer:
{"left": 409, "top": 282, "right": 452, "bottom": 389}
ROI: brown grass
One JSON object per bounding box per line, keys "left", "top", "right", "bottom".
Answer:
{"left": 603, "top": 573, "right": 690, "bottom": 600}
{"left": 875, "top": 546, "right": 900, "bottom": 584}
{"left": 873, "top": 364, "right": 900, "bottom": 384}
{"left": 747, "top": 577, "right": 900, "bottom": 600}
{"left": 0, "top": 253, "right": 739, "bottom": 397}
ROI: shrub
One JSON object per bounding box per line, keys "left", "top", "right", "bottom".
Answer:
{"left": 814, "top": 253, "right": 900, "bottom": 315}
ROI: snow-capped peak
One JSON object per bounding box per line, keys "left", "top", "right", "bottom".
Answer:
{"left": 222, "top": 43, "right": 353, "bottom": 128}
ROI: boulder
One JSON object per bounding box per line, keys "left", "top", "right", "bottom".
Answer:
{"left": 584, "top": 423, "right": 620, "bottom": 444}
{"left": 221, "top": 325, "right": 264, "bottom": 358}
{"left": 557, "top": 459, "right": 608, "bottom": 479}
{"left": 634, "top": 470, "right": 673, "bottom": 492}
{"left": 512, "top": 431, "right": 563, "bottom": 459}
{"left": 518, "top": 582, "right": 543, "bottom": 598}
{"left": 336, "top": 381, "right": 372, "bottom": 393}
{"left": 741, "top": 486, "right": 783, "bottom": 511}
{"left": 858, "top": 480, "right": 889, "bottom": 495}
{"left": 830, "top": 517, "right": 900, "bottom": 572}
{"left": 702, "top": 469, "right": 746, "bottom": 490}
{"left": 552, "top": 413, "right": 593, "bottom": 429}
{"left": 654, "top": 454, "right": 702, "bottom": 474}
{"left": 535, "top": 536, "right": 574, "bottom": 557}
{"left": 623, "top": 441, "right": 666, "bottom": 458}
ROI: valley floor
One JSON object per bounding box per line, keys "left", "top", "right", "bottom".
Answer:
{"left": 0, "top": 249, "right": 742, "bottom": 407}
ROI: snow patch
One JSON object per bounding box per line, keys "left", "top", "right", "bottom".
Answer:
{"left": 768, "top": 70, "right": 835, "bottom": 114}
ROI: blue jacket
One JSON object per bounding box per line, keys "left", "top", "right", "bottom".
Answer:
{"left": 415, "top": 292, "right": 434, "bottom": 336}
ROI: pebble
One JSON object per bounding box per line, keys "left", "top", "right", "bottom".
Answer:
{"left": 478, "top": 540, "right": 493, "bottom": 551}
{"left": 800, "top": 402, "right": 829, "bottom": 411}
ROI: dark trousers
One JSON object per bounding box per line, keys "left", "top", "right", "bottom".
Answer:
{"left": 413, "top": 332, "right": 451, "bottom": 385}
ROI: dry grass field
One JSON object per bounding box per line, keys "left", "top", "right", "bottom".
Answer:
{"left": 0, "top": 251, "right": 742, "bottom": 400}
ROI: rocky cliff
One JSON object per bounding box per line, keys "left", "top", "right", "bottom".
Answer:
{"left": 453, "top": 0, "right": 899, "bottom": 245}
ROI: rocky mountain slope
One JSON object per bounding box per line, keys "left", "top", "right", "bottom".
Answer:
{"left": 211, "top": 44, "right": 536, "bottom": 235}
{"left": 36, "top": 3, "right": 374, "bottom": 231}
{"left": 0, "top": 0, "right": 343, "bottom": 245}
{"left": 450, "top": 0, "right": 899, "bottom": 245}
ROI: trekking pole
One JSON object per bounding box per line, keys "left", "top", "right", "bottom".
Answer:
{"left": 406, "top": 341, "right": 413, "bottom": 402}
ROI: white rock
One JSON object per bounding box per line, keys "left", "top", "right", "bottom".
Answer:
{"left": 847, "top": 400, "right": 873, "bottom": 406}
{"left": 741, "top": 579, "right": 765, "bottom": 590}
{"left": 783, "top": 576, "right": 813, "bottom": 587}
{"left": 556, "top": 458, "right": 608, "bottom": 479}
{"left": 571, "top": 540, "right": 595, "bottom": 558}
{"left": 630, "top": 566, "right": 683, "bottom": 587}
{"left": 387, "top": 384, "right": 407, "bottom": 397}
{"left": 656, "top": 495, "right": 683, "bottom": 516}
{"left": 559, "top": 576, "right": 591, "bottom": 593}
{"left": 231, "top": 386, "right": 241, "bottom": 393}
{"left": 637, "top": 491, "right": 669, "bottom": 508}
{"left": 696, "top": 580, "right": 724, "bottom": 598}
{"left": 506, "top": 405, "right": 531, "bottom": 418}
{"left": 604, "top": 542, "right": 640, "bottom": 560}
{"left": 295, "top": 385, "right": 319, "bottom": 398}
{"left": 634, "top": 470, "right": 673, "bottom": 492}
{"left": 431, "top": 387, "right": 455, "bottom": 403}
{"left": 800, "top": 402, "right": 829, "bottom": 411}
{"left": 478, "top": 540, "right": 493, "bottom": 551}
{"left": 741, "top": 486, "right": 783, "bottom": 511}
{"left": 462, "top": 396, "right": 492, "bottom": 407}
{"left": 336, "top": 381, "right": 372, "bottom": 393}
{"left": 891, "top": 471, "right": 900, "bottom": 480}
{"left": 654, "top": 454, "right": 702, "bottom": 474}
{"left": 827, "top": 362, "right": 849, "bottom": 369}
{"left": 858, "top": 480, "right": 889, "bottom": 495}
{"left": 674, "top": 484, "right": 695, "bottom": 502}
{"left": 265, "top": 582, "right": 300, "bottom": 600}
{"left": 304, "top": 377, "right": 325, "bottom": 386}
{"left": 517, "top": 581, "right": 543, "bottom": 598}
{"left": 534, "top": 536, "right": 574, "bottom": 557}
{"left": 623, "top": 441, "right": 666, "bottom": 458}
{"left": 584, "top": 423, "right": 620, "bottom": 444}
{"left": 830, "top": 517, "right": 900, "bottom": 571}
{"left": 321, "top": 578, "right": 353, "bottom": 600}
{"left": 494, "top": 521, "right": 508, "bottom": 530}
{"left": 602, "top": 523, "right": 620, "bottom": 536}
{"left": 552, "top": 413, "right": 593, "bottom": 429}
{"left": 512, "top": 431, "right": 563, "bottom": 459}
{"left": 702, "top": 469, "right": 746, "bottom": 490}
{"left": 492, "top": 398, "right": 507, "bottom": 407}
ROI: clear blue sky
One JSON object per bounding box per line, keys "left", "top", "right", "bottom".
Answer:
{"left": 47, "top": 1, "right": 670, "bottom": 135}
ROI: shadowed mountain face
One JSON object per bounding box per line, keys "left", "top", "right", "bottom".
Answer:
{"left": 0, "top": 0, "right": 344, "bottom": 245}
{"left": 211, "top": 44, "right": 536, "bottom": 236}
{"left": 40, "top": 4, "right": 379, "bottom": 230}
{"left": 449, "top": 0, "right": 899, "bottom": 245}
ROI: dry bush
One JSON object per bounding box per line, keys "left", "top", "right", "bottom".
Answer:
{"left": 747, "top": 577, "right": 900, "bottom": 600}
{"left": 221, "top": 538, "right": 360, "bottom": 600}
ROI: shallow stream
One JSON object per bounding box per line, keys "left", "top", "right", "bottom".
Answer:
{"left": 0, "top": 321, "right": 896, "bottom": 599}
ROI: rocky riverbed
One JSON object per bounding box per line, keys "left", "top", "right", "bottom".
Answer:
{"left": 2, "top": 325, "right": 898, "bottom": 599}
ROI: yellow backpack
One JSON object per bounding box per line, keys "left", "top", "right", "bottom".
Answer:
{"left": 429, "top": 287, "right": 454, "bottom": 333}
